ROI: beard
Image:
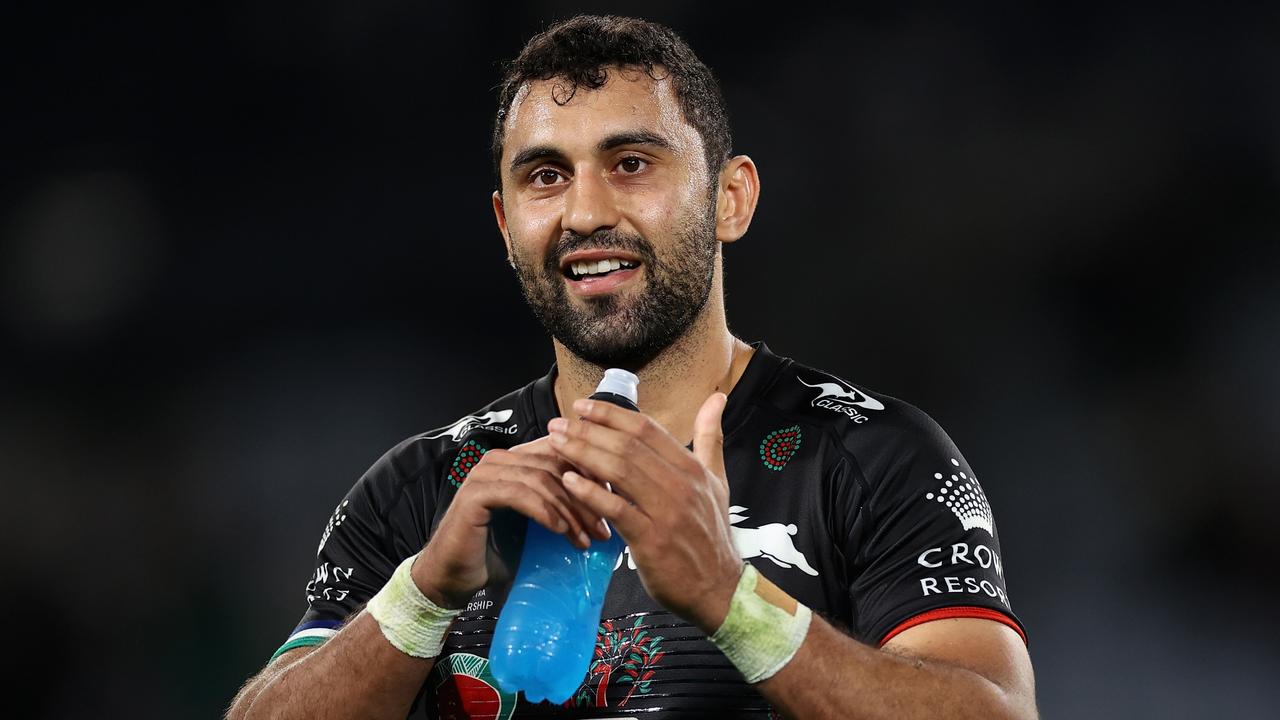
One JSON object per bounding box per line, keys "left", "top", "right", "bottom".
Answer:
{"left": 509, "top": 200, "right": 719, "bottom": 370}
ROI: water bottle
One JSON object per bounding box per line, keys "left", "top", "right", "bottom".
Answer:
{"left": 489, "top": 369, "right": 639, "bottom": 703}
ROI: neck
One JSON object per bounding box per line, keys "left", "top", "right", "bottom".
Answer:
{"left": 551, "top": 268, "right": 754, "bottom": 445}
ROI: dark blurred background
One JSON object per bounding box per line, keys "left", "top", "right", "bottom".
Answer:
{"left": 5, "top": 1, "right": 1278, "bottom": 717}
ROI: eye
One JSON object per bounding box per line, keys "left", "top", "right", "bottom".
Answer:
{"left": 530, "top": 169, "right": 565, "bottom": 187}
{"left": 617, "top": 157, "right": 648, "bottom": 174}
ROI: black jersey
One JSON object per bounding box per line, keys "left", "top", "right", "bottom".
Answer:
{"left": 279, "top": 342, "right": 1026, "bottom": 719}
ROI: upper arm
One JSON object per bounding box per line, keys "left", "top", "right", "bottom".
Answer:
{"left": 883, "top": 617, "right": 1036, "bottom": 715}
{"left": 841, "top": 406, "right": 1027, "bottom": 646}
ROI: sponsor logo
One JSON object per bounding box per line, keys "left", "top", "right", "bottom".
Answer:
{"left": 306, "top": 562, "right": 354, "bottom": 603}
{"left": 924, "top": 458, "right": 993, "bottom": 536}
{"left": 316, "top": 499, "right": 348, "bottom": 555}
{"left": 430, "top": 653, "right": 517, "bottom": 720}
{"left": 798, "top": 376, "right": 883, "bottom": 423}
{"left": 915, "top": 541, "right": 1009, "bottom": 608}
{"left": 425, "top": 409, "right": 518, "bottom": 442}
{"left": 759, "top": 425, "right": 802, "bottom": 471}
{"left": 612, "top": 506, "right": 819, "bottom": 577}
{"left": 448, "top": 439, "right": 488, "bottom": 488}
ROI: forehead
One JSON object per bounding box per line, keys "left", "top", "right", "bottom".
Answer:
{"left": 502, "top": 67, "right": 702, "bottom": 162}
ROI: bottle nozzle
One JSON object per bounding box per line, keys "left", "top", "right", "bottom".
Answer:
{"left": 594, "top": 368, "right": 639, "bottom": 406}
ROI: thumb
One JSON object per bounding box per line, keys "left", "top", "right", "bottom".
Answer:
{"left": 692, "top": 392, "right": 728, "bottom": 480}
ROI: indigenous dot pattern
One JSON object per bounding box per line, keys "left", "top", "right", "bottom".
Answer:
{"left": 448, "top": 440, "right": 488, "bottom": 488}
{"left": 924, "top": 457, "right": 994, "bottom": 535}
{"left": 759, "top": 425, "right": 802, "bottom": 471}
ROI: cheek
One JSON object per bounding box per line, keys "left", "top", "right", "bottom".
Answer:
{"left": 507, "top": 201, "right": 563, "bottom": 255}
{"left": 628, "top": 184, "right": 704, "bottom": 235}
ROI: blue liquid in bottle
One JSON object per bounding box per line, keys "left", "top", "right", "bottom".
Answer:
{"left": 489, "top": 369, "right": 639, "bottom": 703}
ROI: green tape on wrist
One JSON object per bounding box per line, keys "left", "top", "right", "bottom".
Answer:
{"left": 366, "top": 555, "right": 461, "bottom": 658}
{"left": 709, "top": 564, "right": 812, "bottom": 683}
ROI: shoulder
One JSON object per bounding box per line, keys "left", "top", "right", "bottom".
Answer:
{"left": 356, "top": 381, "right": 536, "bottom": 504}
{"left": 754, "top": 354, "right": 965, "bottom": 488}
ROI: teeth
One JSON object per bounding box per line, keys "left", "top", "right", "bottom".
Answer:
{"left": 569, "top": 258, "right": 635, "bottom": 277}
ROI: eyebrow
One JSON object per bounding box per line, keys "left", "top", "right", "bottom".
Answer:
{"left": 507, "top": 130, "right": 674, "bottom": 175}
{"left": 598, "top": 130, "right": 673, "bottom": 153}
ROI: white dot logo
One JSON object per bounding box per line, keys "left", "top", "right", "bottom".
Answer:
{"left": 924, "top": 458, "right": 993, "bottom": 536}
{"left": 316, "top": 499, "right": 350, "bottom": 556}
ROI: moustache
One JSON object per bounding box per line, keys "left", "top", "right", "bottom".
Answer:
{"left": 545, "top": 229, "right": 656, "bottom": 272}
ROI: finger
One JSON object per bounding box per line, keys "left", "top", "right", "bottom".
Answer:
{"left": 562, "top": 470, "right": 651, "bottom": 544}
{"left": 548, "top": 423, "right": 670, "bottom": 510}
{"left": 692, "top": 392, "right": 728, "bottom": 481}
{"left": 518, "top": 437, "right": 577, "bottom": 475}
{"left": 570, "top": 398, "right": 690, "bottom": 467}
{"left": 463, "top": 478, "right": 569, "bottom": 538}
{"left": 483, "top": 446, "right": 570, "bottom": 478}
{"left": 482, "top": 449, "right": 607, "bottom": 540}
{"left": 469, "top": 463, "right": 592, "bottom": 548}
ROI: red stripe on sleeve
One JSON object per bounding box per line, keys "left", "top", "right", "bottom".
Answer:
{"left": 879, "top": 606, "right": 1028, "bottom": 646}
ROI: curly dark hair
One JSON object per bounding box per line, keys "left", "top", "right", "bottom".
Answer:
{"left": 491, "top": 15, "right": 733, "bottom": 192}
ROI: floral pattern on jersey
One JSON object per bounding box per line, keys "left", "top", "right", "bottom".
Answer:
{"left": 570, "top": 616, "right": 667, "bottom": 708}
{"left": 759, "top": 425, "right": 802, "bottom": 471}
{"left": 447, "top": 440, "right": 488, "bottom": 488}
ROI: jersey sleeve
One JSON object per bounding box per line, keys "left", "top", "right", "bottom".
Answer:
{"left": 270, "top": 443, "right": 434, "bottom": 661}
{"left": 845, "top": 409, "right": 1027, "bottom": 647}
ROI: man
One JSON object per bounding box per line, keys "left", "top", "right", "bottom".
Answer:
{"left": 228, "top": 15, "right": 1036, "bottom": 720}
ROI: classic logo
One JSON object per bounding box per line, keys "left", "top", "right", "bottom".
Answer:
{"left": 430, "top": 652, "right": 517, "bottom": 720}
{"left": 798, "top": 376, "right": 884, "bottom": 423}
{"left": 425, "top": 409, "right": 518, "bottom": 442}
{"left": 924, "top": 457, "right": 993, "bottom": 536}
{"left": 612, "top": 506, "right": 819, "bottom": 577}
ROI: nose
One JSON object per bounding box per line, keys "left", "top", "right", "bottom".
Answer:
{"left": 561, "top": 169, "right": 620, "bottom": 237}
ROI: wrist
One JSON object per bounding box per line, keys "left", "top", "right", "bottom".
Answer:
{"left": 367, "top": 555, "right": 463, "bottom": 658}
{"left": 692, "top": 560, "right": 746, "bottom": 633}
{"left": 409, "top": 552, "right": 468, "bottom": 610}
{"left": 708, "top": 563, "right": 812, "bottom": 684}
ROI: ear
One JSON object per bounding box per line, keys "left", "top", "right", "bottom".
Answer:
{"left": 492, "top": 190, "right": 514, "bottom": 265}
{"left": 715, "top": 155, "right": 760, "bottom": 244}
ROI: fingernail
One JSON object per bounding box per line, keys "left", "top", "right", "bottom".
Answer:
{"left": 573, "top": 398, "right": 591, "bottom": 413}
{"left": 550, "top": 431, "right": 567, "bottom": 446}
{"left": 548, "top": 418, "right": 567, "bottom": 433}
{"left": 558, "top": 518, "right": 568, "bottom": 532}
{"left": 563, "top": 471, "right": 578, "bottom": 484}
{"left": 577, "top": 531, "right": 590, "bottom": 547}
{"left": 597, "top": 519, "right": 611, "bottom": 539}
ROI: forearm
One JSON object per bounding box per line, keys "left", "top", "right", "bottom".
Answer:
{"left": 756, "top": 615, "right": 1035, "bottom": 720}
{"left": 231, "top": 611, "right": 436, "bottom": 720}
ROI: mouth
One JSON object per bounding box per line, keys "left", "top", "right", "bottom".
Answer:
{"left": 559, "top": 250, "right": 643, "bottom": 296}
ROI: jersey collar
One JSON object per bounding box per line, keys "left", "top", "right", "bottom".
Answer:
{"left": 526, "top": 340, "right": 790, "bottom": 441}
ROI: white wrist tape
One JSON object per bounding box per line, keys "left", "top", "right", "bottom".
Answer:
{"left": 366, "top": 555, "right": 461, "bottom": 658}
{"left": 709, "top": 564, "right": 812, "bottom": 683}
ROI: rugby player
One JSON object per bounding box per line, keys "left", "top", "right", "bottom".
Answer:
{"left": 228, "top": 15, "right": 1037, "bottom": 720}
